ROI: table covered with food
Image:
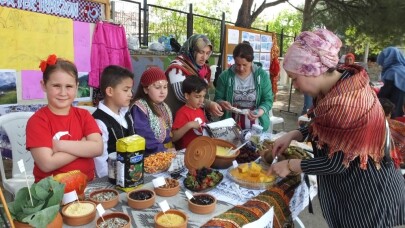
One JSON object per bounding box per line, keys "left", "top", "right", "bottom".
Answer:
{"left": 59, "top": 133, "right": 317, "bottom": 228}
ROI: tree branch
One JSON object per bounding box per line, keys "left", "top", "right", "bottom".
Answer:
{"left": 286, "top": 1, "right": 303, "bottom": 12}
{"left": 251, "top": 0, "right": 288, "bottom": 20}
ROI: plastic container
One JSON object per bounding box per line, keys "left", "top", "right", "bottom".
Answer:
{"left": 251, "top": 124, "right": 263, "bottom": 135}
{"left": 108, "top": 152, "right": 117, "bottom": 184}
{"left": 116, "top": 135, "right": 145, "bottom": 191}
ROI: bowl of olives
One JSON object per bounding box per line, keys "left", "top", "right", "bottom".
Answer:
{"left": 188, "top": 193, "right": 216, "bottom": 214}
{"left": 127, "top": 189, "right": 155, "bottom": 209}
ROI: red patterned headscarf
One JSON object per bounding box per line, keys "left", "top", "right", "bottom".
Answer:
{"left": 388, "top": 119, "right": 405, "bottom": 167}
{"left": 308, "top": 65, "right": 392, "bottom": 169}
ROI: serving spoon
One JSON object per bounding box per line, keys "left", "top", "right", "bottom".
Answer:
{"left": 227, "top": 141, "right": 248, "bottom": 155}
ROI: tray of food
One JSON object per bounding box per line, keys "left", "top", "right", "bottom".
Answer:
{"left": 227, "top": 162, "right": 276, "bottom": 190}
{"left": 183, "top": 167, "right": 223, "bottom": 192}
{"left": 144, "top": 152, "right": 176, "bottom": 174}
{"left": 258, "top": 140, "right": 312, "bottom": 166}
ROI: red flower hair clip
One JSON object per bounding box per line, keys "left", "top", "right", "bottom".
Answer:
{"left": 39, "top": 54, "right": 58, "bottom": 72}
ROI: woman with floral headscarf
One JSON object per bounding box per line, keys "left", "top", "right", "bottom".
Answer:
{"left": 377, "top": 46, "right": 405, "bottom": 118}
{"left": 165, "top": 34, "right": 223, "bottom": 117}
{"left": 266, "top": 29, "right": 405, "bottom": 228}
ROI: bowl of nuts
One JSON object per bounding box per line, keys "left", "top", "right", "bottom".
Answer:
{"left": 89, "top": 188, "right": 119, "bottom": 209}
{"left": 154, "top": 178, "right": 180, "bottom": 197}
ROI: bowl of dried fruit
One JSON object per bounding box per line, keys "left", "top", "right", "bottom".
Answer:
{"left": 127, "top": 189, "right": 155, "bottom": 209}
{"left": 61, "top": 201, "right": 96, "bottom": 226}
{"left": 154, "top": 178, "right": 180, "bottom": 197}
{"left": 144, "top": 152, "right": 176, "bottom": 174}
{"left": 89, "top": 188, "right": 119, "bottom": 209}
{"left": 96, "top": 212, "right": 130, "bottom": 228}
{"left": 154, "top": 209, "right": 187, "bottom": 228}
{"left": 188, "top": 193, "right": 216, "bottom": 214}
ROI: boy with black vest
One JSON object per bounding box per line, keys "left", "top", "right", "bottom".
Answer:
{"left": 93, "top": 65, "right": 135, "bottom": 178}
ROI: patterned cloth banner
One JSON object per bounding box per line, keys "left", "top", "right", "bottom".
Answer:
{"left": 0, "top": 0, "right": 101, "bottom": 23}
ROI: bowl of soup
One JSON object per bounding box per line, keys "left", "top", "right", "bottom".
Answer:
{"left": 211, "top": 139, "right": 240, "bottom": 169}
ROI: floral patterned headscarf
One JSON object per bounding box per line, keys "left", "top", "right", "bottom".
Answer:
{"left": 283, "top": 29, "right": 342, "bottom": 76}
{"left": 180, "top": 34, "right": 212, "bottom": 69}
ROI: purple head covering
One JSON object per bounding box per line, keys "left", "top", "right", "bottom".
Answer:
{"left": 283, "top": 29, "right": 342, "bottom": 76}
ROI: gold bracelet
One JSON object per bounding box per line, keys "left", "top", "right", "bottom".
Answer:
{"left": 287, "top": 159, "right": 298, "bottom": 175}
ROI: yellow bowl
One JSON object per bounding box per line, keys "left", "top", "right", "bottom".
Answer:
{"left": 154, "top": 209, "right": 188, "bottom": 228}
{"left": 211, "top": 139, "right": 240, "bottom": 169}
{"left": 61, "top": 201, "right": 96, "bottom": 226}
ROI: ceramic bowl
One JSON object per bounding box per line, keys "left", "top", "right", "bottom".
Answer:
{"left": 211, "top": 139, "right": 240, "bottom": 169}
{"left": 154, "top": 209, "right": 188, "bottom": 228}
{"left": 89, "top": 188, "right": 119, "bottom": 209}
{"left": 127, "top": 189, "right": 155, "bottom": 209}
{"left": 188, "top": 193, "right": 216, "bottom": 214}
{"left": 154, "top": 178, "right": 180, "bottom": 197}
{"left": 96, "top": 212, "right": 131, "bottom": 228}
{"left": 61, "top": 201, "right": 96, "bottom": 226}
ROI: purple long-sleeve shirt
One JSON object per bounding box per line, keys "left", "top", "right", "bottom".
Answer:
{"left": 131, "top": 105, "right": 171, "bottom": 156}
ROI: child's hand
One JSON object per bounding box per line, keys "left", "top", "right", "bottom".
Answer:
{"left": 188, "top": 121, "right": 201, "bottom": 130}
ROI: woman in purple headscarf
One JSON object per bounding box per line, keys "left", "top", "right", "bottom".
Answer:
{"left": 266, "top": 29, "right": 405, "bottom": 228}
{"left": 377, "top": 47, "right": 405, "bottom": 118}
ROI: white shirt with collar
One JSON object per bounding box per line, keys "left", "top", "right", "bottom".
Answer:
{"left": 94, "top": 100, "right": 130, "bottom": 178}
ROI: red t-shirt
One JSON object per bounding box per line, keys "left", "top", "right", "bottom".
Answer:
{"left": 26, "top": 106, "right": 101, "bottom": 182}
{"left": 172, "top": 106, "right": 207, "bottom": 149}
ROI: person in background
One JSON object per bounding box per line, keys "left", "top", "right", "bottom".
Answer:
{"left": 131, "top": 67, "right": 173, "bottom": 156}
{"left": 92, "top": 65, "right": 135, "bottom": 178}
{"left": 27, "top": 54, "right": 103, "bottom": 182}
{"left": 267, "top": 29, "right": 405, "bottom": 228}
{"left": 395, "top": 97, "right": 405, "bottom": 123}
{"left": 165, "top": 34, "right": 223, "bottom": 117}
{"left": 215, "top": 41, "right": 273, "bottom": 131}
{"left": 301, "top": 94, "right": 313, "bottom": 115}
{"left": 377, "top": 46, "right": 405, "bottom": 118}
{"left": 344, "top": 52, "right": 355, "bottom": 65}
{"left": 172, "top": 75, "right": 209, "bottom": 149}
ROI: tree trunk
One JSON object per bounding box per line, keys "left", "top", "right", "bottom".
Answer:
{"left": 363, "top": 42, "right": 369, "bottom": 63}
{"left": 301, "top": 0, "right": 314, "bottom": 31}
{"left": 235, "top": 0, "right": 254, "bottom": 28}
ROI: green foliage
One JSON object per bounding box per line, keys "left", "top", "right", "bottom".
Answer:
{"left": 306, "top": 0, "right": 405, "bottom": 48}
{"left": 267, "top": 10, "right": 302, "bottom": 55}
{"left": 149, "top": 0, "right": 187, "bottom": 44}
{"left": 8, "top": 177, "right": 65, "bottom": 228}
{"left": 0, "top": 91, "right": 17, "bottom": 105}
{"left": 148, "top": 0, "right": 232, "bottom": 52}
{"left": 343, "top": 26, "right": 404, "bottom": 59}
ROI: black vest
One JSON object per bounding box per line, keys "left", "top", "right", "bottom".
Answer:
{"left": 93, "top": 109, "right": 135, "bottom": 154}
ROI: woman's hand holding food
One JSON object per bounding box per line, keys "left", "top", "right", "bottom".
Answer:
{"left": 247, "top": 108, "right": 263, "bottom": 121}
{"left": 208, "top": 101, "right": 224, "bottom": 117}
{"left": 271, "top": 130, "right": 302, "bottom": 157}
{"left": 218, "top": 100, "right": 233, "bottom": 111}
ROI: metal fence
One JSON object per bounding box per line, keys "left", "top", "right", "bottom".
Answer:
{"left": 110, "top": 0, "right": 295, "bottom": 57}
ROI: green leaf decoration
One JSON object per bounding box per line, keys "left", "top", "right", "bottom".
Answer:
{"left": 9, "top": 176, "right": 65, "bottom": 227}
{"left": 21, "top": 204, "right": 59, "bottom": 228}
